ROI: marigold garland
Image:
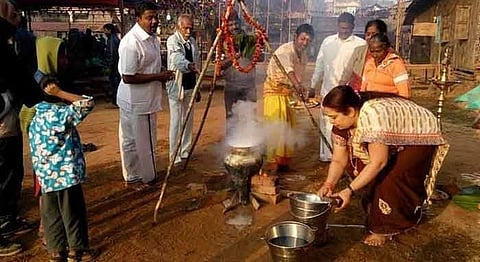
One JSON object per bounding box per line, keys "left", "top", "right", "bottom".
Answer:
{"left": 214, "top": 0, "right": 267, "bottom": 75}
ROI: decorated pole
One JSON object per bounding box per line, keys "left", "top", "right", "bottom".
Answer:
{"left": 153, "top": 0, "right": 238, "bottom": 223}
{"left": 184, "top": 0, "right": 270, "bottom": 170}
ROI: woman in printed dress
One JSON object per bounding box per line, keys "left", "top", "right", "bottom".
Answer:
{"left": 318, "top": 85, "right": 449, "bottom": 246}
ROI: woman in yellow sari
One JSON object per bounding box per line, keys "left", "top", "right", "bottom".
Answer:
{"left": 263, "top": 24, "right": 314, "bottom": 172}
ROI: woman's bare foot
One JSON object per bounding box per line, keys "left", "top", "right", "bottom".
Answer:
{"left": 363, "top": 233, "right": 390, "bottom": 246}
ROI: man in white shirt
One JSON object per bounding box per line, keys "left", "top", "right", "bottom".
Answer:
{"left": 117, "top": 2, "right": 174, "bottom": 184}
{"left": 166, "top": 14, "right": 200, "bottom": 165}
{"left": 309, "top": 12, "right": 366, "bottom": 162}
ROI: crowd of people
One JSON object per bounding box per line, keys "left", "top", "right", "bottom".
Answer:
{"left": 0, "top": 0, "right": 453, "bottom": 260}
{"left": 263, "top": 12, "right": 447, "bottom": 248}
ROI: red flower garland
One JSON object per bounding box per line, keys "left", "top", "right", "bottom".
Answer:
{"left": 215, "top": 0, "right": 267, "bottom": 75}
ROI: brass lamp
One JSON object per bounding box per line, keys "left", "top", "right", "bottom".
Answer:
{"left": 431, "top": 46, "right": 461, "bottom": 129}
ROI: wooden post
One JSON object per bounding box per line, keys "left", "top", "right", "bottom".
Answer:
{"left": 395, "top": 0, "right": 404, "bottom": 52}
{"left": 119, "top": 0, "right": 125, "bottom": 36}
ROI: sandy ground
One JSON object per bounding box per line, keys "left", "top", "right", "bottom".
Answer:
{"left": 5, "top": 64, "right": 480, "bottom": 262}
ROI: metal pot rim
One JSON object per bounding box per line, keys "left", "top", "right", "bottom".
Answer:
{"left": 289, "top": 193, "right": 333, "bottom": 205}
{"left": 264, "top": 220, "right": 317, "bottom": 248}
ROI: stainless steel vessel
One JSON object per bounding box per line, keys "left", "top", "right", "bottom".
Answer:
{"left": 265, "top": 221, "right": 316, "bottom": 262}
{"left": 223, "top": 145, "right": 263, "bottom": 204}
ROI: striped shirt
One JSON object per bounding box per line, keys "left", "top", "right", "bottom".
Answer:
{"left": 361, "top": 52, "right": 410, "bottom": 98}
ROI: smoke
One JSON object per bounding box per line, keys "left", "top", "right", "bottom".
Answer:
{"left": 261, "top": 117, "right": 310, "bottom": 154}
{"left": 225, "top": 100, "right": 311, "bottom": 152}
{"left": 226, "top": 101, "right": 264, "bottom": 147}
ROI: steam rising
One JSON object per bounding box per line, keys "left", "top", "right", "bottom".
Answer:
{"left": 226, "top": 101, "right": 264, "bottom": 148}
{"left": 226, "top": 100, "right": 310, "bottom": 152}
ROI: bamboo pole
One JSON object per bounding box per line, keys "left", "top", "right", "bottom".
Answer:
{"left": 183, "top": 59, "right": 220, "bottom": 170}
{"left": 153, "top": 1, "right": 236, "bottom": 223}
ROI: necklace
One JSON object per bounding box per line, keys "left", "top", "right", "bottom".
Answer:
{"left": 348, "top": 129, "right": 359, "bottom": 176}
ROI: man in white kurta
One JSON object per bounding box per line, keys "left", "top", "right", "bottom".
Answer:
{"left": 117, "top": 2, "right": 174, "bottom": 184}
{"left": 309, "top": 12, "right": 366, "bottom": 162}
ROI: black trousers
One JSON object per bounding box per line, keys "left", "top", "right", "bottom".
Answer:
{"left": 0, "top": 135, "right": 24, "bottom": 224}
{"left": 109, "top": 70, "right": 120, "bottom": 106}
{"left": 41, "top": 184, "right": 89, "bottom": 252}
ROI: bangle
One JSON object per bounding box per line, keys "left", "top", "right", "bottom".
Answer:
{"left": 347, "top": 184, "right": 356, "bottom": 196}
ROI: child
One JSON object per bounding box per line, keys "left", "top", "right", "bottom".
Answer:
{"left": 28, "top": 82, "right": 96, "bottom": 261}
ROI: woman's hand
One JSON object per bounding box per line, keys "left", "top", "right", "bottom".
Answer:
{"left": 317, "top": 181, "right": 334, "bottom": 197}
{"left": 44, "top": 83, "right": 61, "bottom": 96}
{"left": 332, "top": 188, "right": 353, "bottom": 213}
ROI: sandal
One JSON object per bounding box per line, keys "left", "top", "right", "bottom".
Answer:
{"left": 49, "top": 251, "right": 67, "bottom": 262}
{"left": 67, "top": 249, "right": 98, "bottom": 262}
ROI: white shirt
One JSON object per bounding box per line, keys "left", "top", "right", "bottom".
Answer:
{"left": 311, "top": 34, "right": 366, "bottom": 96}
{"left": 117, "top": 23, "right": 163, "bottom": 114}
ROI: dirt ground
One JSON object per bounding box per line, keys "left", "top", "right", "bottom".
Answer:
{"left": 6, "top": 64, "right": 480, "bottom": 262}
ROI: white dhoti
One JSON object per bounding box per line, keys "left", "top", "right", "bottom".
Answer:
{"left": 119, "top": 108, "right": 157, "bottom": 183}
{"left": 168, "top": 89, "right": 194, "bottom": 164}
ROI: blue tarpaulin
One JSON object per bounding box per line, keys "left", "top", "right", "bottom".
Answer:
{"left": 455, "top": 85, "right": 480, "bottom": 110}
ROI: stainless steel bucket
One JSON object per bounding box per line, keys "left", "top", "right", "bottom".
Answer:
{"left": 289, "top": 193, "right": 332, "bottom": 217}
{"left": 288, "top": 193, "right": 333, "bottom": 246}
{"left": 265, "top": 221, "right": 316, "bottom": 262}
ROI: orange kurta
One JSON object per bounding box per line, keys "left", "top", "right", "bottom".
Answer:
{"left": 361, "top": 52, "right": 410, "bottom": 98}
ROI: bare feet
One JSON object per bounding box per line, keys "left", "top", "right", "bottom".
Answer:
{"left": 363, "top": 233, "right": 390, "bottom": 246}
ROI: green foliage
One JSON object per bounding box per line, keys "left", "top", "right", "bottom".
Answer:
{"left": 233, "top": 33, "right": 256, "bottom": 59}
